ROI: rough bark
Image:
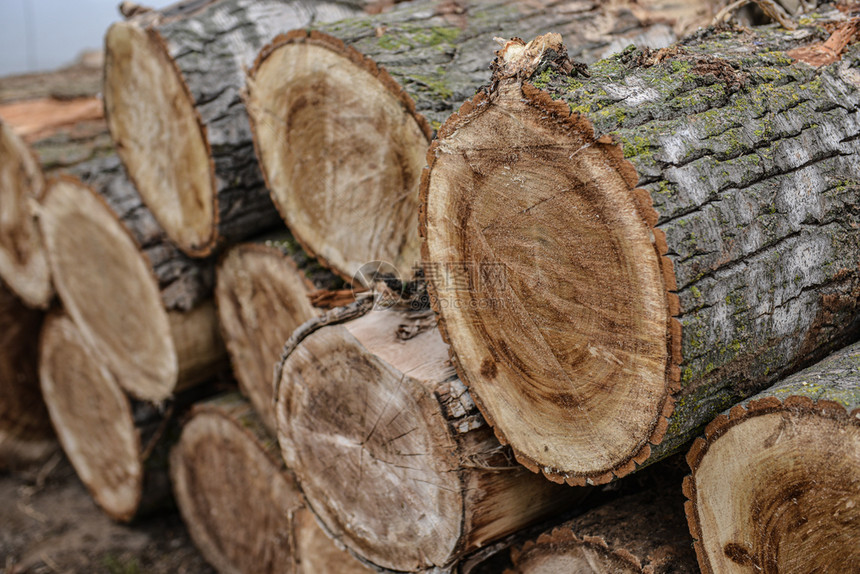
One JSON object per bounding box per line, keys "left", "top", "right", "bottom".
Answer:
{"left": 274, "top": 304, "right": 586, "bottom": 573}
{"left": 247, "top": 0, "right": 708, "bottom": 280}
{"left": 103, "top": 0, "right": 365, "bottom": 257}
{"left": 420, "top": 14, "right": 860, "bottom": 483}
{"left": 0, "top": 51, "right": 103, "bottom": 104}
{"left": 170, "top": 392, "right": 372, "bottom": 574}
{"left": 0, "top": 120, "right": 52, "bottom": 308}
{"left": 684, "top": 340, "right": 860, "bottom": 574}
{"left": 215, "top": 232, "right": 342, "bottom": 432}
{"left": 38, "top": 312, "right": 179, "bottom": 521}
{"left": 509, "top": 484, "right": 698, "bottom": 574}
{"left": 37, "top": 175, "right": 227, "bottom": 402}
{"left": 0, "top": 284, "right": 56, "bottom": 470}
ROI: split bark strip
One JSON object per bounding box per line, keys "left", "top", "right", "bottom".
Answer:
{"left": 274, "top": 305, "right": 587, "bottom": 573}
{"left": 420, "top": 15, "right": 860, "bottom": 484}
{"left": 684, "top": 341, "right": 860, "bottom": 574}
{"left": 103, "top": 0, "right": 365, "bottom": 257}
{"left": 246, "top": 0, "right": 709, "bottom": 280}
{"left": 37, "top": 175, "right": 226, "bottom": 402}
{"left": 0, "top": 284, "right": 56, "bottom": 470}
{"left": 509, "top": 485, "right": 698, "bottom": 574}
{"left": 170, "top": 392, "right": 372, "bottom": 574}
{"left": 0, "top": 120, "right": 52, "bottom": 308}
{"left": 215, "top": 233, "right": 342, "bottom": 432}
{"left": 39, "top": 313, "right": 178, "bottom": 521}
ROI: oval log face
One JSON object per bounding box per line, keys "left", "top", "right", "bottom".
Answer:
{"left": 0, "top": 121, "right": 52, "bottom": 308}
{"left": 39, "top": 314, "right": 143, "bottom": 521}
{"left": 38, "top": 178, "right": 177, "bottom": 401}
{"left": 215, "top": 244, "right": 318, "bottom": 432}
{"left": 692, "top": 408, "right": 860, "bottom": 574}
{"left": 276, "top": 321, "right": 463, "bottom": 572}
{"left": 171, "top": 407, "right": 302, "bottom": 574}
{"left": 248, "top": 37, "right": 428, "bottom": 280}
{"left": 104, "top": 22, "right": 216, "bottom": 256}
{"left": 423, "top": 86, "right": 669, "bottom": 480}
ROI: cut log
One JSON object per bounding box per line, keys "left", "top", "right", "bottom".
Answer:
{"left": 103, "top": 0, "right": 365, "bottom": 256}
{"left": 684, "top": 341, "right": 860, "bottom": 574}
{"left": 275, "top": 304, "right": 587, "bottom": 572}
{"left": 170, "top": 392, "right": 372, "bottom": 574}
{"left": 510, "top": 485, "right": 697, "bottom": 574}
{"left": 0, "top": 284, "right": 55, "bottom": 470}
{"left": 247, "top": 0, "right": 708, "bottom": 279}
{"left": 0, "top": 120, "right": 52, "bottom": 308}
{"left": 37, "top": 175, "right": 226, "bottom": 402}
{"left": 420, "top": 17, "right": 860, "bottom": 484}
{"left": 38, "top": 312, "right": 177, "bottom": 521}
{"left": 215, "top": 234, "right": 342, "bottom": 431}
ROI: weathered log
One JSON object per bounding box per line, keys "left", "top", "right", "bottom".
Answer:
{"left": 275, "top": 303, "right": 586, "bottom": 572}
{"left": 37, "top": 175, "right": 226, "bottom": 402}
{"left": 684, "top": 341, "right": 860, "bottom": 574}
{"left": 0, "top": 50, "right": 103, "bottom": 104}
{"left": 215, "top": 233, "right": 341, "bottom": 431}
{"left": 103, "top": 0, "right": 365, "bottom": 256}
{"left": 170, "top": 392, "right": 372, "bottom": 574}
{"left": 246, "top": 0, "right": 709, "bottom": 279}
{"left": 0, "top": 120, "right": 52, "bottom": 308}
{"left": 420, "top": 16, "right": 860, "bottom": 484}
{"left": 0, "top": 284, "right": 55, "bottom": 470}
{"left": 38, "top": 312, "right": 178, "bottom": 521}
{"left": 509, "top": 485, "right": 697, "bottom": 573}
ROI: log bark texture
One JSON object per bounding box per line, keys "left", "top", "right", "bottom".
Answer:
{"left": 247, "top": 0, "right": 706, "bottom": 279}
{"left": 509, "top": 485, "right": 697, "bottom": 573}
{"left": 421, "top": 16, "right": 860, "bottom": 484}
{"left": 215, "top": 233, "right": 341, "bottom": 432}
{"left": 684, "top": 340, "right": 860, "bottom": 574}
{"left": 37, "top": 175, "right": 226, "bottom": 402}
{"left": 39, "top": 312, "right": 178, "bottom": 521}
{"left": 274, "top": 303, "right": 586, "bottom": 573}
{"left": 170, "top": 392, "right": 372, "bottom": 574}
{"left": 0, "top": 284, "right": 55, "bottom": 470}
{"left": 103, "top": 0, "right": 364, "bottom": 257}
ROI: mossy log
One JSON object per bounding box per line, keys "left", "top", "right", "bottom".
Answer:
{"left": 420, "top": 16, "right": 860, "bottom": 484}
{"left": 509, "top": 485, "right": 697, "bottom": 573}
{"left": 246, "top": 0, "right": 707, "bottom": 279}
{"left": 684, "top": 340, "right": 860, "bottom": 574}
{"left": 37, "top": 175, "right": 226, "bottom": 402}
{"left": 0, "top": 284, "right": 55, "bottom": 470}
{"left": 170, "top": 392, "right": 372, "bottom": 574}
{"left": 215, "top": 233, "right": 342, "bottom": 432}
{"left": 275, "top": 304, "right": 586, "bottom": 572}
{"left": 103, "top": 0, "right": 364, "bottom": 257}
{"left": 39, "top": 312, "right": 183, "bottom": 521}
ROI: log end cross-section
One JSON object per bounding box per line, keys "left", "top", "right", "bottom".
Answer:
{"left": 104, "top": 21, "right": 216, "bottom": 256}
{"left": 247, "top": 31, "right": 431, "bottom": 280}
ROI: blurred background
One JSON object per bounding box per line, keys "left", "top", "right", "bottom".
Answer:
{"left": 0, "top": 0, "right": 176, "bottom": 76}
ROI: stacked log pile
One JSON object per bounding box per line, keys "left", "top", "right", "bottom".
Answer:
{"left": 3, "top": 0, "right": 859, "bottom": 573}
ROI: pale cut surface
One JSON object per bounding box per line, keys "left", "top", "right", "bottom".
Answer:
{"left": 171, "top": 403, "right": 301, "bottom": 574}
{"left": 693, "top": 410, "right": 860, "bottom": 573}
{"left": 215, "top": 245, "right": 318, "bottom": 432}
{"left": 39, "top": 313, "right": 142, "bottom": 521}
{"left": 292, "top": 508, "right": 372, "bottom": 574}
{"left": 38, "top": 178, "right": 177, "bottom": 402}
{"left": 248, "top": 41, "right": 427, "bottom": 279}
{"left": 424, "top": 84, "right": 668, "bottom": 479}
{"left": 515, "top": 547, "right": 639, "bottom": 574}
{"left": 169, "top": 299, "right": 228, "bottom": 393}
{"left": 104, "top": 22, "right": 214, "bottom": 256}
{"left": 0, "top": 121, "right": 52, "bottom": 308}
{"left": 276, "top": 311, "right": 463, "bottom": 571}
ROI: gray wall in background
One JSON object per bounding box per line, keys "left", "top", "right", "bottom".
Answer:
{"left": 0, "top": 0, "right": 175, "bottom": 76}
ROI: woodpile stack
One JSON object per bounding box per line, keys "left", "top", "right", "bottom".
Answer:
{"left": 3, "top": 0, "right": 858, "bottom": 572}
